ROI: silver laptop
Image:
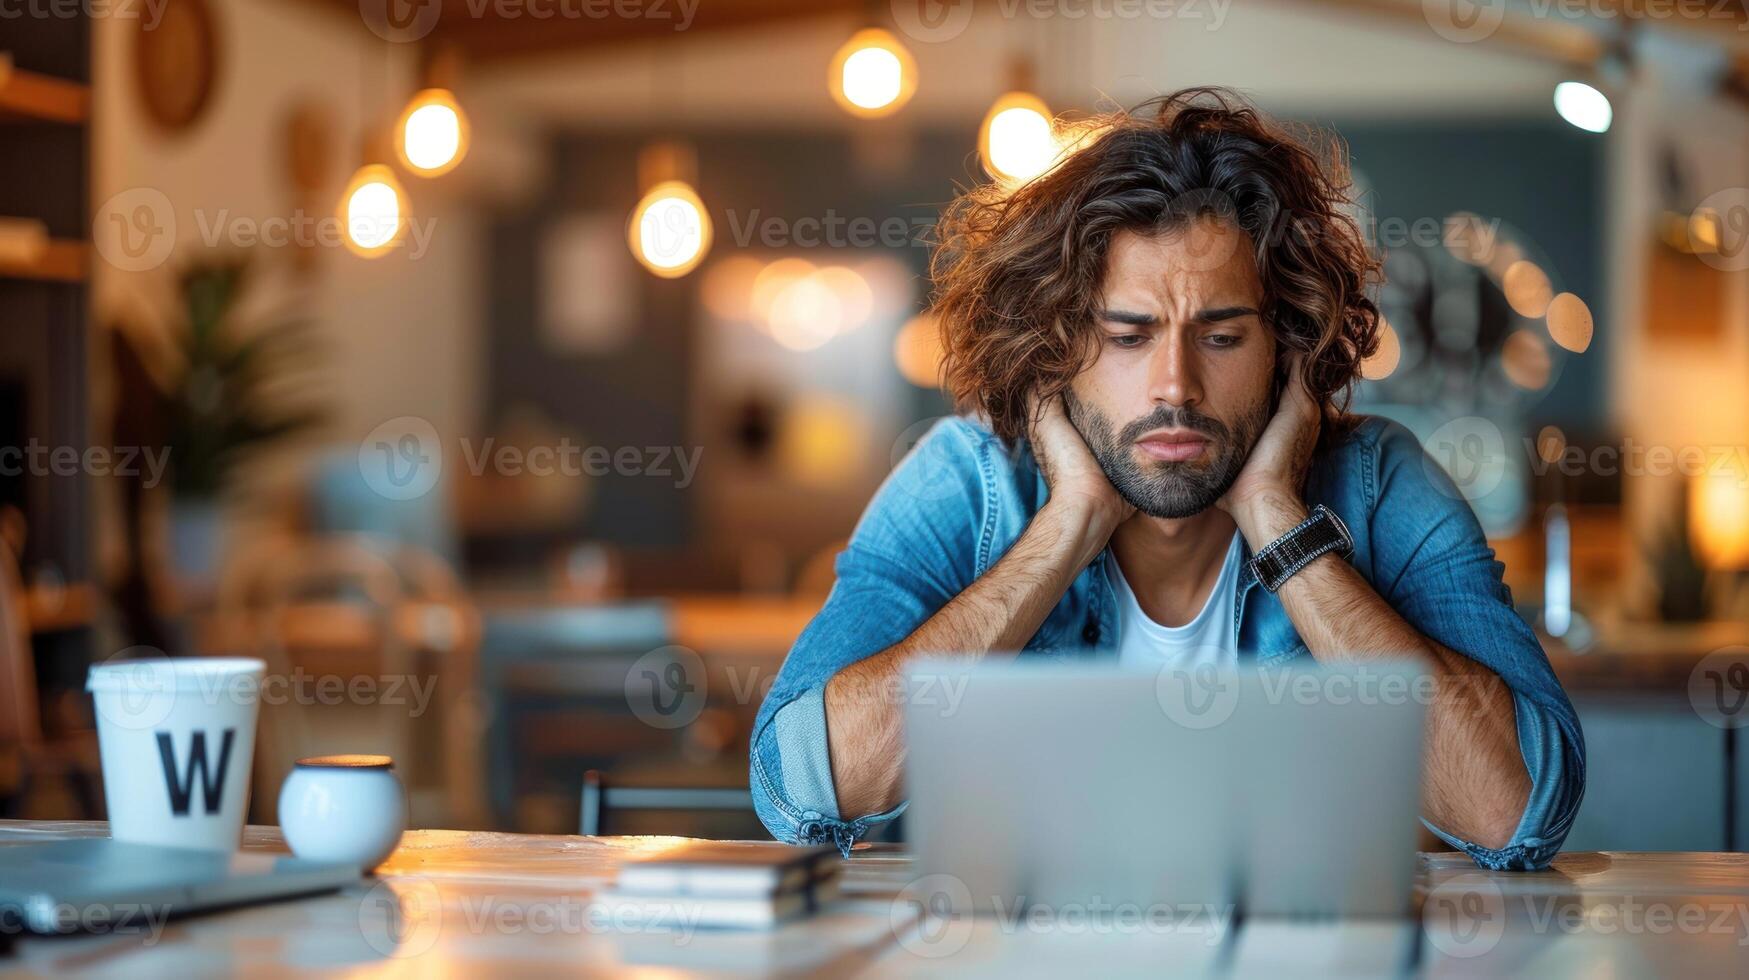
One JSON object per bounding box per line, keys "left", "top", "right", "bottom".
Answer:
{"left": 902, "top": 658, "right": 1427, "bottom": 919}
{"left": 0, "top": 838, "right": 359, "bottom": 934}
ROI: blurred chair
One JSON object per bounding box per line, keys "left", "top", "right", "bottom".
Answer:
{"left": 218, "top": 533, "right": 484, "bottom": 828}
{"left": 580, "top": 768, "right": 754, "bottom": 838}
{"left": 0, "top": 507, "right": 101, "bottom": 817}
{"left": 483, "top": 601, "right": 673, "bottom": 830}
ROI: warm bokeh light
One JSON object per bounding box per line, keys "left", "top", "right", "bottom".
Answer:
{"left": 1501, "top": 329, "right": 1552, "bottom": 389}
{"left": 894, "top": 313, "right": 944, "bottom": 388}
{"left": 1503, "top": 260, "right": 1554, "bottom": 318}
{"left": 829, "top": 29, "right": 916, "bottom": 118}
{"left": 768, "top": 275, "right": 842, "bottom": 350}
{"left": 396, "top": 88, "right": 469, "bottom": 177}
{"left": 1553, "top": 81, "right": 1611, "bottom": 134}
{"left": 979, "top": 92, "right": 1056, "bottom": 185}
{"left": 628, "top": 180, "right": 712, "bottom": 278}
{"left": 710, "top": 259, "right": 879, "bottom": 346}
{"left": 338, "top": 163, "right": 408, "bottom": 257}
{"left": 751, "top": 258, "right": 816, "bottom": 323}
{"left": 813, "top": 266, "right": 873, "bottom": 331}
{"left": 1545, "top": 292, "right": 1594, "bottom": 353}
{"left": 1361, "top": 317, "right": 1401, "bottom": 380}
{"left": 701, "top": 255, "right": 764, "bottom": 320}
{"left": 780, "top": 397, "right": 866, "bottom": 486}
{"left": 1691, "top": 467, "right": 1749, "bottom": 570}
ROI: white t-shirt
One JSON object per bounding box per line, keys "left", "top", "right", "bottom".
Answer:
{"left": 1107, "top": 531, "right": 1244, "bottom": 668}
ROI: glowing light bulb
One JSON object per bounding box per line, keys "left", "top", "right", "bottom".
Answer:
{"left": 628, "top": 180, "right": 711, "bottom": 278}
{"left": 1553, "top": 81, "right": 1611, "bottom": 134}
{"left": 829, "top": 29, "right": 916, "bottom": 119}
{"left": 980, "top": 92, "right": 1056, "bottom": 185}
{"left": 844, "top": 49, "right": 901, "bottom": 108}
{"left": 339, "top": 164, "right": 408, "bottom": 258}
{"left": 397, "top": 88, "right": 469, "bottom": 176}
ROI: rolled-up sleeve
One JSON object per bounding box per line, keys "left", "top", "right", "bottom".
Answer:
{"left": 751, "top": 419, "right": 988, "bottom": 850}
{"left": 1370, "top": 419, "right": 1586, "bottom": 870}
{"left": 753, "top": 688, "right": 907, "bottom": 849}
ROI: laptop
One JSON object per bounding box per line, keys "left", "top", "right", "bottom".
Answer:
{"left": 902, "top": 658, "right": 1427, "bottom": 920}
{"left": 0, "top": 838, "right": 359, "bottom": 934}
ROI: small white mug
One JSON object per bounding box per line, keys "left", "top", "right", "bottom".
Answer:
{"left": 278, "top": 755, "right": 407, "bottom": 871}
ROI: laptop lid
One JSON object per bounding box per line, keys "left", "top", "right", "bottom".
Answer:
{"left": 0, "top": 838, "right": 359, "bottom": 935}
{"left": 901, "top": 658, "right": 1427, "bottom": 920}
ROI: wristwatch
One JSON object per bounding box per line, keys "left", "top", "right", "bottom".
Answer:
{"left": 1248, "top": 504, "right": 1354, "bottom": 593}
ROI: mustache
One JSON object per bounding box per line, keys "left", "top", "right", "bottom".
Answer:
{"left": 1117, "top": 405, "right": 1231, "bottom": 445}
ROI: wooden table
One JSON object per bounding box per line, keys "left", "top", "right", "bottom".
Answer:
{"left": 3, "top": 821, "right": 1748, "bottom": 977}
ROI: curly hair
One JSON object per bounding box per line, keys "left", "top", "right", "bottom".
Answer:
{"left": 930, "top": 86, "right": 1382, "bottom": 444}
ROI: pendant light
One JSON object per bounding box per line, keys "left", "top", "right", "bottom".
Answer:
{"left": 339, "top": 126, "right": 410, "bottom": 258}
{"left": 829, "top": 27, "right": 917, "bottom": 119}
{"left": 397, "top": 89, "right": 469, "bottom": 176}
{"left": 397, "top": 46, "right": 470, "bottom": 177}
{"left": 628, "top": 141, "right": 711, "bottom": 279}
{"left": 341, "top": 46, "right": 412, "bottom": 259}
{"left": 979, "top": 56, "right": 1056, "bottom": 186}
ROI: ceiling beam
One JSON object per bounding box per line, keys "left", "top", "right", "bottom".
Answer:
{"left": 1279, "top": 0, "right": 1604, "bottom": 68}
{"left": 302, "top": 0, "right": 864, "bottom": 62}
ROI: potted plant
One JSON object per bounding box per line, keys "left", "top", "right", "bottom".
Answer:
{"left": 155, "top": 257, "right": 327, "bottom": 587}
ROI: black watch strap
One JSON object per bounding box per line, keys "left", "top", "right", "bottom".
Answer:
{"left": 1248, "top": 504, "right": 1354, "bottom": 593}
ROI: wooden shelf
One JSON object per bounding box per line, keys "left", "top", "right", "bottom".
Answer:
{"left": 0, "top": 238, "right": 86, "bottom": 283}
{"left": 0, "top": 53, "right": 89, "bottom": 125}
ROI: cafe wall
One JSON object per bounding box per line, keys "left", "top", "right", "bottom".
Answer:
{"left": 87, "top": 0, "right": 490, "bottom": 568}
{"left": 481, "top": 124, "right": 970, "bottom": 576}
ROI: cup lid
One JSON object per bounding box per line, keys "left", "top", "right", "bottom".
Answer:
{"left": 87, "top": 657, "right": 266, "bottom": 692}
{"left": 295, "top": 754, "right": 395, "bottom": 769}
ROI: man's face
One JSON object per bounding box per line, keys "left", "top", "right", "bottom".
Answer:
{"left": 1064, "top": 220, "right": 1277, "bottom": 519}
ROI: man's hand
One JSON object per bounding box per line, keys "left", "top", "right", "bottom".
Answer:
{"left": 1028, "top": 393, "right": 1134, "bottom": 536}
{"left": 1218, "top": 354, "right": 1320, "bottom": 546}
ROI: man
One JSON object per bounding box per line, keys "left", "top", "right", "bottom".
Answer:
{"left": 749, "top": 88, "right": 1584, "bottom": 871}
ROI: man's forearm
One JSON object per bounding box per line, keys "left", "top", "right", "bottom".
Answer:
{"left": 1232, "top": 491, "right": 1532, "bottom": 850}
{"left": 823, "top": 500, "right": 1113, "bottom": 818}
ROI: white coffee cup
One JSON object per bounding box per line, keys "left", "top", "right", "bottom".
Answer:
{"left": 86, "top": 657, "right": 266, "bottom": 851}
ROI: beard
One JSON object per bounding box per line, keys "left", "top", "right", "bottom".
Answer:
{"left": 1064, "top": 390, "right": 1267, "bottom": 519}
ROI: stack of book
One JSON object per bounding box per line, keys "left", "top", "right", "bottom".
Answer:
{"left": 593, "top": 842, "right": 842, "bottom": 929}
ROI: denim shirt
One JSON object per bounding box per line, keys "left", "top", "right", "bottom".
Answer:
{"left": 749, "top": 414, "right": 1586, "bottom": 871}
